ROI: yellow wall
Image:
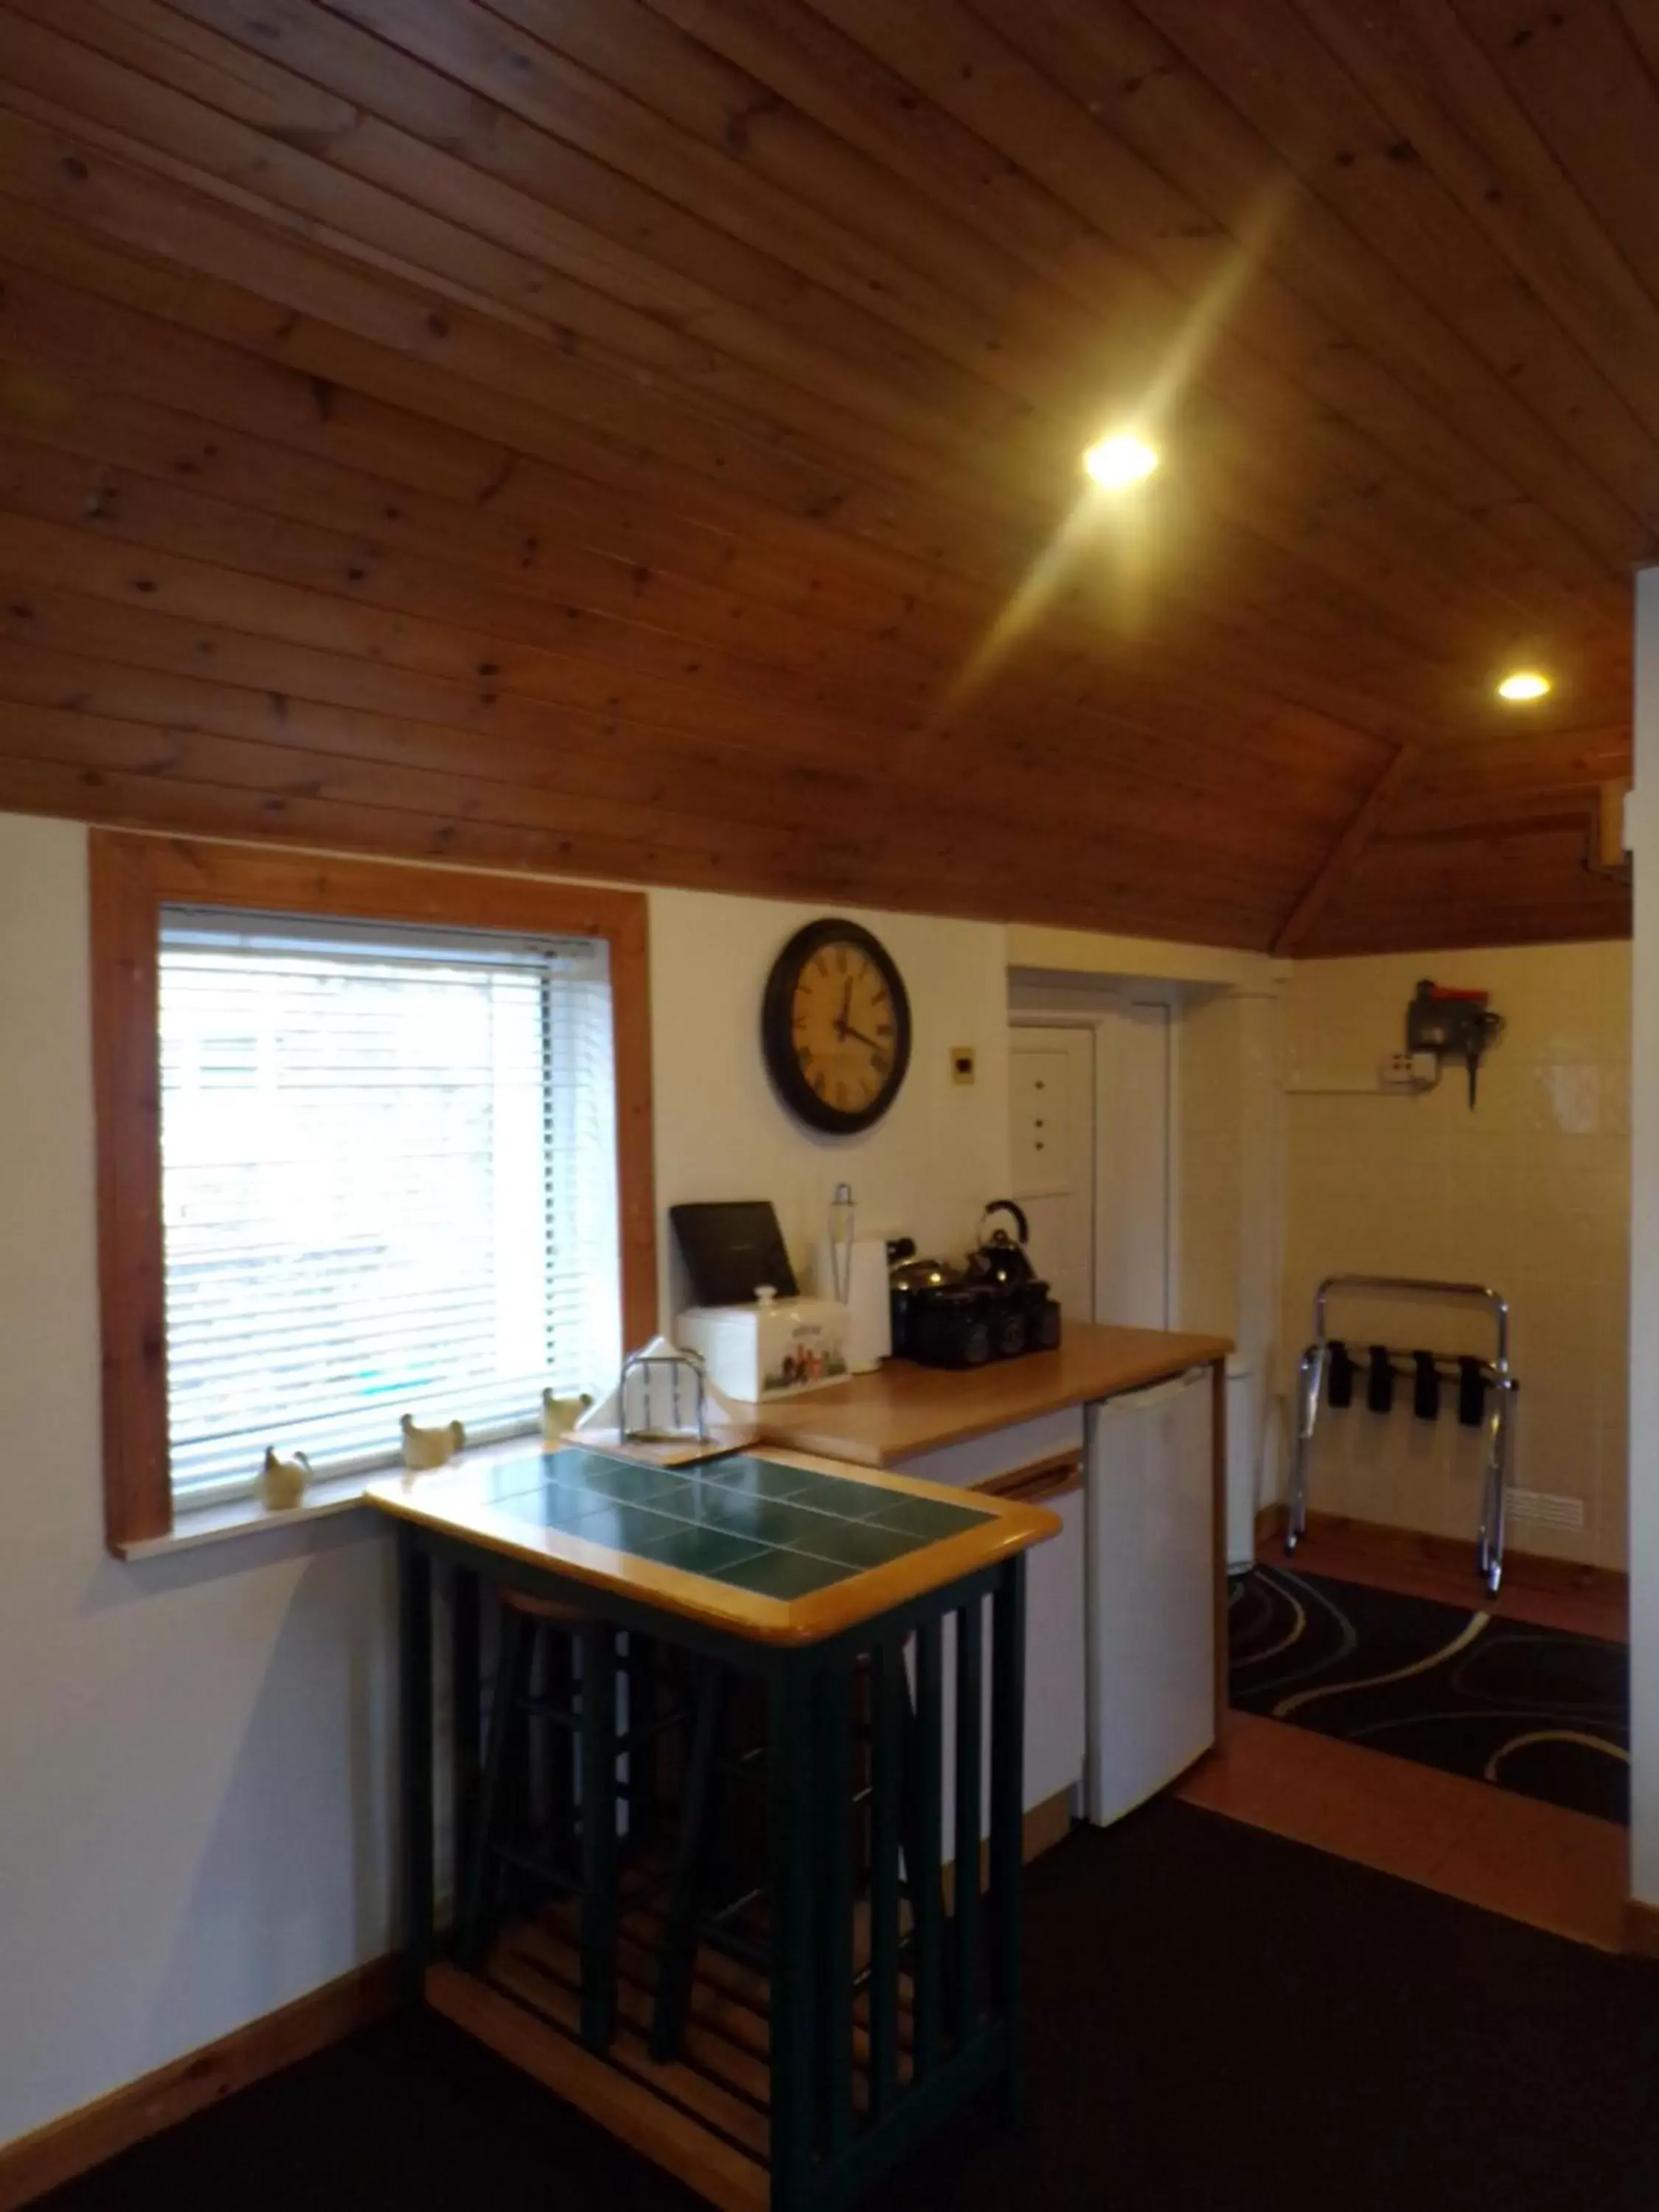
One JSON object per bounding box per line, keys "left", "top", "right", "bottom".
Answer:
{"left": 1281, "top": 943, "right": 1630, "bottom": 1570}
{"left": 1178, "top": 990, "right": 1245, "bottom": 1341}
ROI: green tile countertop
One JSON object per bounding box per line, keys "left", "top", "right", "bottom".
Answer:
{"left": 366, "top": 1441, "right": 1062, "bottom": 1646}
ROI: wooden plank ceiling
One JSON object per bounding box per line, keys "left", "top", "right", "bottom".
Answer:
{"left": 0, "top": 0, "right": 1643, "bottom": 953}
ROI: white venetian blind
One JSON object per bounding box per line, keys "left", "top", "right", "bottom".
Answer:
{"left": 158, "top": 908, "right": 621, "bottom": 1510}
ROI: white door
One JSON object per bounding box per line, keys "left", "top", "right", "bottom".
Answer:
{"left": 1008, "top": 1026, "right": 1094, "bottom": 1321}
{"left": 1095, "top": 1000, "right": 1172, "bottom": 1329}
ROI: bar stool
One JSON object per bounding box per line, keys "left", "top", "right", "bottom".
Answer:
{"left": 408, "top": 1409, "right": 679, "bottom": 2052}
{"left": 459, "top": 1589, "right": 692, "bottom": 2053}
{"left": 649, "top": 1648, "right": 944, "bottom": 2067}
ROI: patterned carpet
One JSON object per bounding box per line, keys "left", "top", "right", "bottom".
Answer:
{"left": 1229, "top": 1564, "right": 1629, "bottom": 1824}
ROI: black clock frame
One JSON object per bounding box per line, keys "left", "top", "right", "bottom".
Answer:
{"left": 760, "top": 917, "right": 913, "bottom": 1135}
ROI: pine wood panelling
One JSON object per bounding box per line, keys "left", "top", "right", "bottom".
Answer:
{"left": 1271, "top": 745, "right": 1419, "bottom": 958}
{"left": 0, "top": 0, "right": 1644, "bottom": 950}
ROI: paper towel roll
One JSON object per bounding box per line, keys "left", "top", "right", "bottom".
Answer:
{"left": 818, "top": 1234, "right": 891, "bottom": 1373}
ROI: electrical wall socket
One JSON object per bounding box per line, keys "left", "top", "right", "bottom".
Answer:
{"left": 1379, "top": 1051, "right": 1439, "bottom": 1090}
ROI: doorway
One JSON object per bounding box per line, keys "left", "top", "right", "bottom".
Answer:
{"left": 1008, "top": 999, "right": 1172, "bottom": 1329}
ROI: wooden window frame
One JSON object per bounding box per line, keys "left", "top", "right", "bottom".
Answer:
{"left": 90, "top": 831, "right": 657, "bottom": 1554}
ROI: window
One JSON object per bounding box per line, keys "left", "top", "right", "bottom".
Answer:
{"left": 92, "top": 837, "right": 655, "bottom": 1550}
{"left": 159, "top": 914, "right": 620, "bottom": 1510}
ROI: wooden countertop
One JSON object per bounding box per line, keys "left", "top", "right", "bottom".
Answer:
{"left": 366, "top": 1441, "right": 1058, "bottom": 1646}
{"left": 756, "top": 1322, "right": 1233, "bottom": 1467}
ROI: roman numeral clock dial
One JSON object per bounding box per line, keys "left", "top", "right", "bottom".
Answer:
{"left": 761, "top": 919, "right": 913, "bottom": 1135}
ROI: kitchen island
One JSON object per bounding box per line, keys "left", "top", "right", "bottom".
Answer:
{"left": 375, "top": 1441, "right": 1059, "bottom": 2212}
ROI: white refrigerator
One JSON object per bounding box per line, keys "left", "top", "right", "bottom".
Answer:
{"left": 1085, "top": 1367, "right": 1216, "bottom": 1826}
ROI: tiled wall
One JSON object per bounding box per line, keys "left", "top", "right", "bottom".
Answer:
{"left": 1280, "top": 943, "right": 1631, "bottom": 1571}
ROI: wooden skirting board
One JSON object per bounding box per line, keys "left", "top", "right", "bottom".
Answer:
{"left": 1251, "top": 1503, "right": 1630, "bottom": 1603}
{"left": 945, "top": 1786, "right": 1074, "bottom": 1910}
{"left": 0, "top": 1955, "right": 399, "bottom": 2212}
{"left": 0, "top": 1795, "right": 1074, "bottom": 2208}
{"left": 1623, "top": 1899, "right": 1659, "bottom": 1963}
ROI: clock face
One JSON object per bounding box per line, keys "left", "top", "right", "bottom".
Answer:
{"left": 761, "top": 919, "right": 912, "bottom": 1135}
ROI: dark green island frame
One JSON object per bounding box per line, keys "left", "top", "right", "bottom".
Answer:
{"left": 375, "top": 1443, "right": 1060, "bottom": 2212}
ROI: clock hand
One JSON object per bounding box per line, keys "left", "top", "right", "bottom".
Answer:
{"left": 843, "top": 1023, "right": 884, "bottom": 1052}
{"left": 835, "top": 978, "right": 852, "bottom": 1038}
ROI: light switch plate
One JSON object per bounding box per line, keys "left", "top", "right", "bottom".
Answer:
{"left": 950, "top": 1045, "right": 976, "bottom": 1085}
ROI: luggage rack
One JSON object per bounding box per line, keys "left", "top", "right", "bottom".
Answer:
{"left": 1284, "top": 1274, "right": 1517, "bottom": 1596}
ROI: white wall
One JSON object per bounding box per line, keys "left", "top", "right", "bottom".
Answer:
{"left": 0, "top": 815, "right": 397, "bottom": 2150}
{"left": 1281, "top": 943, "right": 1630, "bottom": 1570}
{"left": 1630, "top": 568, "right": 1659, "bottom": 1899}
{"left": 652, "top": 888, "right": 1010, "bottom": 1316}
{"left": 0, "top": 818, "right": 1015, "bottom": 2151}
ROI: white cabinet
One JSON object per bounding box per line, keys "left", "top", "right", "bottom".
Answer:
{"left": 1085, "top": 1369, "right": 1215, "bottom": 1825}
{"left": 894, "top": 1408, "right": 1086, "bottom": 1494}
{"left": 893, "top": 1411, "right": 1086, "bottom": 1855}
{"left": 1021, "top": 1480, "right": 1086, "bottom": 1810}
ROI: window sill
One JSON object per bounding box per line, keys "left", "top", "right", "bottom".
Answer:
{"left": 115, "top": 1472, "right": 376, "bottom": 1559}
{"left": 114, "top": 1436, "right": 548, "bottom": 1561}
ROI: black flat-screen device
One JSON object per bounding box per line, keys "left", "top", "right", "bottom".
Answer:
{"left": 669, "top": 1200, "right": 799, "bottom": 1307}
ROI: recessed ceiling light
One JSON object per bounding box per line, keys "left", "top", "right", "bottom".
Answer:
{"left": 1083, "top": 433, "right": 1160, "bottom": 489}
{"left": 1496, "top": 669, "right": 1551, "bottom": 702}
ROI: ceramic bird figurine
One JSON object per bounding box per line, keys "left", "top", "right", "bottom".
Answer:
{"left": 400, "top": 1414, "right": 465, "bottom": 1471}
{"left": 260, "top": 1448, "right": 313, "bottom": 1511}
{"left": 542, "top": 1389, "right": 594, "bottom": 1445}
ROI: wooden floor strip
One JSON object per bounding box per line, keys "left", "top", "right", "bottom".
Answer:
{"left": 488, "top": 1938, "right": 772, "bottom": 2161}
{"left": 507, "top": 1916, "right": 773, "bottom": 2109}
{"left": 426, "top": 1963, "right": 768, "bottom": 2212}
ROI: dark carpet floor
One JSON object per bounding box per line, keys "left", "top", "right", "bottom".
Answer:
{"left": 1231, "top": 1564, "right": 1630, "bottom": 1822}
{"left": 37, "top": 1801, "right": 1659, "bottom": 2212}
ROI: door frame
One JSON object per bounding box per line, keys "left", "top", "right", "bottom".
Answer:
{"left": 1009, "top": 994, "right": 1181, "bottom": 1329}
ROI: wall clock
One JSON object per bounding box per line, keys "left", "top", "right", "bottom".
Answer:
{"left": 762, "top": 919, "right": 912, "bottom": 1135}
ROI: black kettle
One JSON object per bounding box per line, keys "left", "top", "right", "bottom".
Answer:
{"left": 963, "top": 1200, "right": 1035, "bottom": 1287}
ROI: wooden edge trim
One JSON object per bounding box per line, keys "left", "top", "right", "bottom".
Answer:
{"left": 0, "top": 1955, "right": 397, "bottom": 2211}
{"left": 366, "top": 1475, "right": 1057, "bottom": 1648}
{"left": 89, "top": 830, "right": 168, "bottom": 1547}
{"left": 970, "top": 1448, "right": 1083, "bottom": 1503}
{"left": 1623, "top": 1897, "right": 1659, "bottom": 1962}
{"left": 942, "top": 1786, "right": 1075, "bottom": 1908}
{"left": 1211, "top": 1354, "right": 1228, "bottom": 1750}
{"left": 88, "top": 830, "right": 657, "bottom": 1553}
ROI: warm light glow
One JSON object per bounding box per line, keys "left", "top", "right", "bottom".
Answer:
{"left": 927, "top": 180, "right": 1292, "bottom": 733}
{"left": 1496, "top": 669, "right": 1551, "bottom": 702}
{"left": 1082, "top": 433, "right": 1160, "bottom": 489}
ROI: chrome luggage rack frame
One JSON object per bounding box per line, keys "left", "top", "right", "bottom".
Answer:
{"left": 1284, "top": 1274, "right": 1517, "bottom": 1596}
